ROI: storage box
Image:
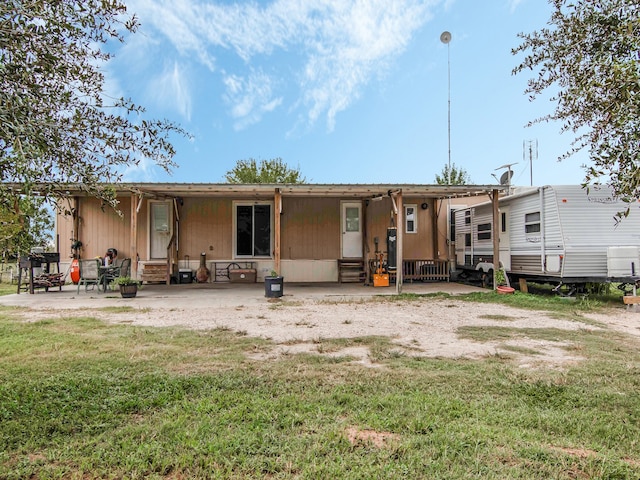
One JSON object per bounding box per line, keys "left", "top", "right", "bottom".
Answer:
{"left": 178, "top": 269, "right": 193, "bottom": 284}
{"left": 229, "top": 268, "right": 256, "bottom": 283}
{"left": 373, "top": 273, "right": 389, "bottom": 287}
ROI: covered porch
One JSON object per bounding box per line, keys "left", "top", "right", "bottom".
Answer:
{"left": 55, "top": 183, "right": 506, "bottom": 294}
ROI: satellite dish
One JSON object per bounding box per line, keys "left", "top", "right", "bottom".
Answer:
{"left": 500, "top": 170, "right": 513, "bottom": 185}
{"left": 440, "top": 31, "right": 451, "bottom": 44}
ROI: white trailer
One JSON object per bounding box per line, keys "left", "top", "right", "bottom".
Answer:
{"left": 453, "top": 185, "right": 640, "bottom": 293}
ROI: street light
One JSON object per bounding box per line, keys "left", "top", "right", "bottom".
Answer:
{"left": 440, "top": 31, "right": 451, "bottom": 184}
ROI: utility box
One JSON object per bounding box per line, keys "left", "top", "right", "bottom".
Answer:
{"left": 229, "top": 268, "right": 257, "bottom": 283}
{"left": 178, "top": 269, "right": 193, "bottom": 284}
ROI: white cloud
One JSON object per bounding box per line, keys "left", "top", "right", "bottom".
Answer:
{"left": 126, "top": 0, "right": 438, "bottom": 130}
{"left": 149, "top": 61, "right": 192, "bottom": 121}
{"left": 223, "top": 70, "right": 283, "bottom": 130}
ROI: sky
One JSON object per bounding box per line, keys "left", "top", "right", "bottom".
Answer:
{"left": 109, "top": 0, "right": 589, "bottom": 187}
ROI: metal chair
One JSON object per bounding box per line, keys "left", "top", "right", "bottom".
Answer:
{"left": 101, "top": 258, "right": 132, "bottom": 291}
{"left": 77, "top": 259, "right": 101, "bottom": 293}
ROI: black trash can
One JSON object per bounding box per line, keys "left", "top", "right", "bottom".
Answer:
{"left": 264, "top": 276, "right": 284, "bottom": 298}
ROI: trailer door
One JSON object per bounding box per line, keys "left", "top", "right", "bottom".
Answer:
{"left": 499, "top": 207, "right": 511, "bottom": 270}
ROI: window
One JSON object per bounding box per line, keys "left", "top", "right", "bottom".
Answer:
{"left": 465, "top": 210, "right": 471, "bottom": 224}
{"left": 465, "top": 233, "right": 471, "bottom": 247}
{"left": 525, "top": 211, "right": 541, "bottom": 234}
{"left": 501, "top": 212, "right": 507, "bottom": 233}
{"left": 405, "top": 205, "right": 417, "bottom": 233}
{"left": 235, "top": 203, "right": 272, "bottom": 257}
{"left": 477, "top": 223, "right": 491, "bottom": 241}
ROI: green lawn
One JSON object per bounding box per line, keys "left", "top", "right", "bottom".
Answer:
{"left": 0, "top": 298, "right": 639, "bottom": 479}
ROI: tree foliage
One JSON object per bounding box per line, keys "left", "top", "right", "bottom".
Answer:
{"left": 225, "top": 158, "right": 307, "bottom": 184}
{"left": 0, "top": 195, "right": 53, "bottom": 261}
{"left": 434, "top": 163, "right": 471, "bottom": 185}
{"left": 0, "top": 0, "right": 187, "bottom": 210}
{"left": 513, "top": 0, "right": 640, "bottom": 206}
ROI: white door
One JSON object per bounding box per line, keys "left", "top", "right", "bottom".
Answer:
{"left": 499, "top": 207, "right": 511, "bottom": 270}
{"left": 341, "top": 202, "right": 362, "bottom": 258}
{"left": 150, "top": 201, "right": 172, "bottom": 259}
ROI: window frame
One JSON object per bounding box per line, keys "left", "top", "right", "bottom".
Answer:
{"left": 524, "top": 211, "right": 541, "bottom": 234}
{"left": 233, "top": 201, "right": 274, "bottom": 259}
{"left": 477, "top": 222, "right": 492, "bottom": 241}
{"left": 404, "top": 204, "right": 418, "bottom": 234}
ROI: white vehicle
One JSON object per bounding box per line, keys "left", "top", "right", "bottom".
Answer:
{"left": 453, "top": 185, "right": 640, "bottom": 294}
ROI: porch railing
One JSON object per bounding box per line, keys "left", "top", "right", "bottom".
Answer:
{"left": 368, "top": 258, "right": 450, "bottom": 283}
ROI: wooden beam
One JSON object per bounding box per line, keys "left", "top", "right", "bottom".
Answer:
{"left": 274, "top": 188, "right": 281, "bottom": 275}
{"left": 492, "top": 189, "right": 500, "bottom": 290}
{"left": 130, "top": 194, "right": 138, "bottom": 279}
{"left": 432, "top": 198, "right": 439, "bottom": 259}
{"left": 396, "top": 190, "right": 403, "bottom": 295}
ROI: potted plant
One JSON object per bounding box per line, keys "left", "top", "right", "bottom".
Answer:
{"left": 264, "top": 270, "right": 284, "bottom": 298}
{"left": 494, "top": 268, "right": 514, "bottom": 294}
{"left": 111, "top": 276, "right": 141, "bottom": 298}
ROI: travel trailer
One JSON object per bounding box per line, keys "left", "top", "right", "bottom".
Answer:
{"left": 453, "top": 185, "right": 640, "bottom": 293}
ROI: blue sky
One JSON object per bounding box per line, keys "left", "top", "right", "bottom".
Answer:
{"left": 111, "top": 0, "right": 588, "bottom": 187}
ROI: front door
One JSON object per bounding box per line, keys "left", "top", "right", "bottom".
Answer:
{"left": 341, "top": 202, "right": 362, "bottom": 258}
{"left": 499, "top": 206, "right": 511, "bottom": 270}
{"left": 150, "top": 201, "right": 172, "bottom": 259}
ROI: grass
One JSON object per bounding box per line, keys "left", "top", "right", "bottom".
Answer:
{"left": 0, "top": 306, "right": 639, "bottom": 479}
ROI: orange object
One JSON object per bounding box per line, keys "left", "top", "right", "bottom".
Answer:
{"left": 496, "top": 285, "right": 515, "bottom": 294}
{"left": 70, "top": 258, "right": 80, "bottom": 284}
{"left": 373, "top": 273, "right": 389, "bottom": 287}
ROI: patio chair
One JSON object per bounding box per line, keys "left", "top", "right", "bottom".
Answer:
{"left": 101, "top": 258, "right": 132, "bottom": 291}
{"left": 77, "top": 258, "right": 101, "bottom": 293}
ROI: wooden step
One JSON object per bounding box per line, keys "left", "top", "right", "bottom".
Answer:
{"left": 141, "top": 263, "right": 168, "bottom": 283}
{"left": 338, "top": 259, "right": 365, "bottom": 283}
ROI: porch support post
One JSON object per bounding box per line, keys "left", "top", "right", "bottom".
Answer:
{"left": 274, "top": 188, "right": 281, "bottom": 276}
{"left": 362, "top": 198, "right": 369, "bottom": 284}
{"left": 396, "top": 190, "right": 403, "bottom": 295}
{"left": 491, "top": 189, "right": 500, "bottom": 290}
{"left": 73, "top": 196, "right": 80, "bottom": 245}
{"left": 431, "top": 198, "right": 439, "bottom": 259}
{"left": 130, "top": 194, "right": 138, "bottom": 280}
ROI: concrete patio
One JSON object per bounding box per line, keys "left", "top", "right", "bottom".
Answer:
{"left": 0, "top": 281, "right": 487, "bottom": 310}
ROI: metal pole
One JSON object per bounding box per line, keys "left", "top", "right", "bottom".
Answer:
{"left": 440, "top": 31, "right": 452, "bottom": 184}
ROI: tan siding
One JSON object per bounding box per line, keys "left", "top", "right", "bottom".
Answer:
{"left": 281, "top": 197, "right": 340, "bottom": 259}
{"left": 178, "top": 198, "right": 233, "bottom": 260}
{"left": 60, "top": 197, "right": 132, "bottom": 260}
{"left": 365, "top": 197, "right": 435, "bottom": 259}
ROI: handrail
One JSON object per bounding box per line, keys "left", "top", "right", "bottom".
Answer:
{"left": 166, "top": 233, "right": 176, "bottom": 285}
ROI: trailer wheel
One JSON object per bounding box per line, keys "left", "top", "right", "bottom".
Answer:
{"left": 482, "top": 269, "right": 493, "bottom": 289}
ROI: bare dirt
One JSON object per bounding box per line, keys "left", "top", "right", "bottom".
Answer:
{"left": 19, "top": 296, "right": 640, "bottom": 368}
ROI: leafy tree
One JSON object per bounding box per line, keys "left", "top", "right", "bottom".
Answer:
{"left": 225, "top": 158, "right": 307, "bottom": 184}
{"left": 0, "top": 1, "right": 187, "bottom": 211}
{"left": 434, "top": 163, "right": 471, "bottom": 185}
{"left": 0, "top": 196, "right": 53, "bottom": 261}
{"left": 513, "top": 0, "right": 640, "bottom": 207}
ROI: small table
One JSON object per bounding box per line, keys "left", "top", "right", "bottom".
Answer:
{"left": 99, "top": 265, "right": 120, "bottom": 292}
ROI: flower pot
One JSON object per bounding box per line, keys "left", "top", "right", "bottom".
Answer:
{"left": 496, "top": 285, "right": 515, "bottom": 295}
{"left": 119, "top": 284, "right": 138, "bottom": 298}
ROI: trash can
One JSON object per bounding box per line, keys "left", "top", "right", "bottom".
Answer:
{"left": 179, "top": 269, "right": 193, "bottom": 284}
{"left": 264, "top": 276, "right": 284, "bottom": 298}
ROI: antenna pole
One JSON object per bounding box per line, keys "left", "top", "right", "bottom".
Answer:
{"left": 440, "top": 32, "right": 452, "bottom": 184}
{"left": 447, "top": 38, "right": 451, "bottom": 183}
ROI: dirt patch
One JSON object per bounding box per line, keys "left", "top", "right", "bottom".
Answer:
{"left": 16, "top": 297, "right": 640, "bottom": 368}
{"left": 346, "top": 426, "right": 399, "bottom": 448}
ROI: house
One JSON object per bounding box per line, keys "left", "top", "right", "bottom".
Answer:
{"left": 55, "top": 183, "right": 504, "bottom": 292}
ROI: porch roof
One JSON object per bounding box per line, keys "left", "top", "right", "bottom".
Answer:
{"left": 79, "top": 182, "right": 507, "bottom": 199}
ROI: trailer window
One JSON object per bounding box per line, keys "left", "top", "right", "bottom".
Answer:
{"left": 525, "top": 212, "right": 541, "bottom": 233}
{"left": 465, "top": 211, "right": 471, "bottom": 224}
{"left": 477, "top": 223, "right": 491, "bottom": 241}
{"left": 465, "top": 233, "right": 471, "bottom": 247}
